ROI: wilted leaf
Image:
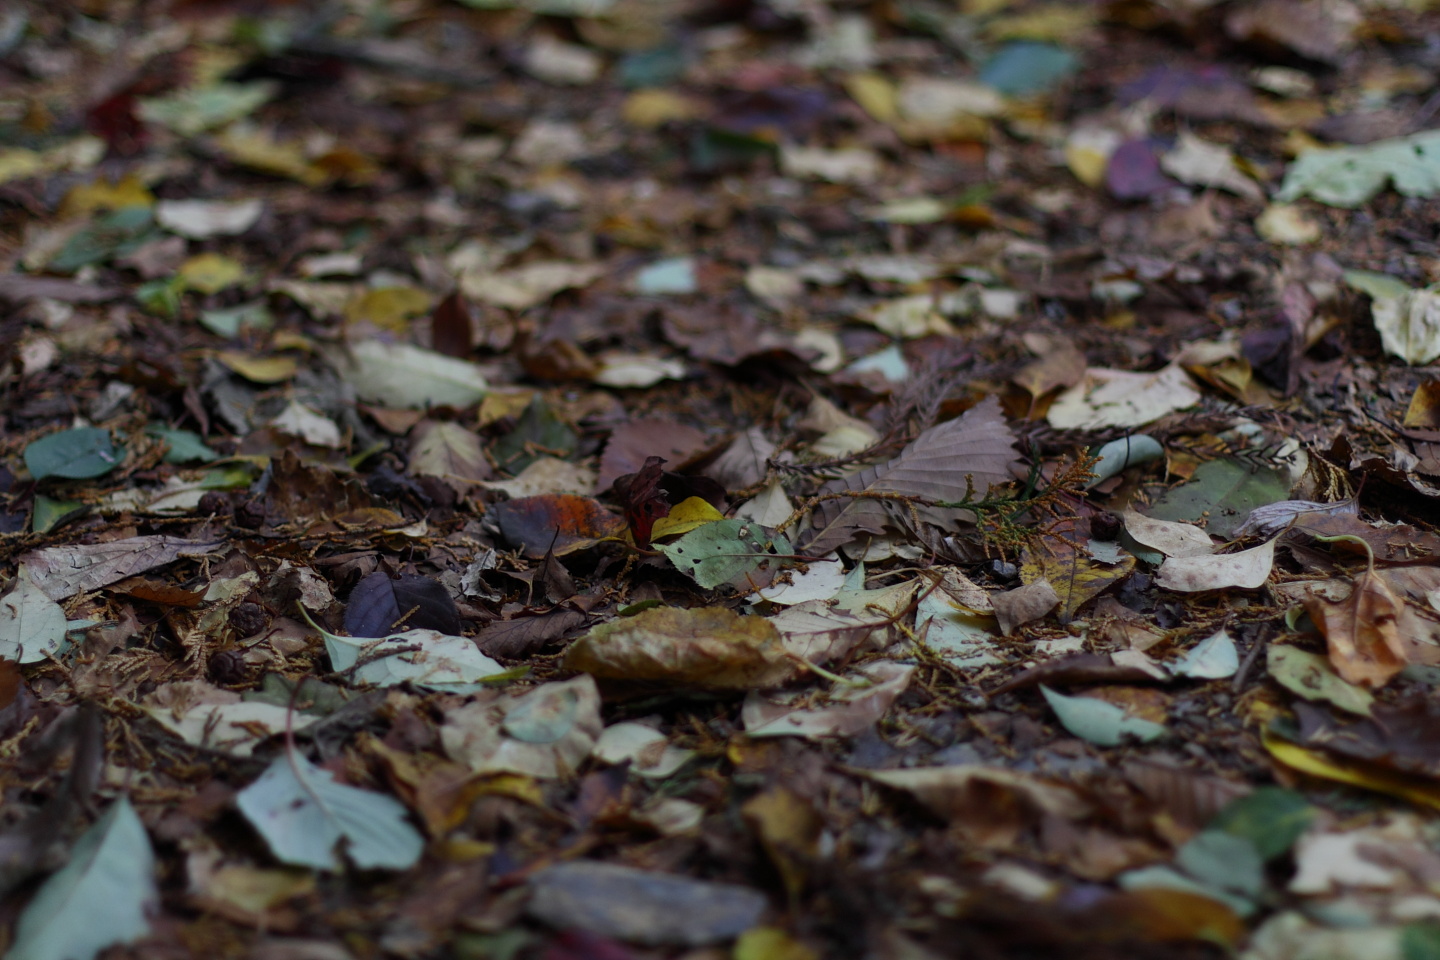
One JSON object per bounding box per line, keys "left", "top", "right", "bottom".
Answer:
{"left": 154, "top": 198, "right": 264, "bottom": 239}
{"left": 1210, "top": 787, "right": 1316, "bottom": 862}
{"left": 991, "top": 578, "right": 1060, "bottom": 634}
{"left": 564, "top": 606, "right": 793, "bottom": 690}
{"left": 1267, "top": 644, "right": 1375, "bottom": 716}
{"left": 525, "top": 861, "right": 767, "bottom": 948}
{"left": 743, "top": 661, "right": 914, "bottom": 738}
{"left": 408, "top": 420, "right": 492, "bottom": 491}
{"left": 1041, "top": 685, "right": 1167, "bottom": 746}
{"left": 650, "top": 496, "right": 726, "bottom": 542}
{"left": 7, "top": 797, "right": 156, "bottom": 960}
{"left": 24, "top": 428, "right": 124, "bottom": 481}
{"left": 1147, "top": 459, "right": 1290, "bottom": 539}
{"left": 1173, "top": 629, "right": 1239, "bottom": 679}
{"left": 803, "top": 397, "right": 1018, "bottom": 556}
{"left": 657, "top": 519, "right": 792, "bottom": 591}
{"left": 1047, "top": 365, "right": 1201, "bottom": 430}
{"left": 1123, "top": 510, "right": 1215, "bottom": 559}
{"left": 20, "top": 536, "right": 225, "bottom": 601}
{"left": 237, "top": 752, "right": 424, "bottom": 871}
{"left": 1302, "top": 570, "right": 1407, "bottom": 689}
{"left": 593, "top": 722, "right": 694, "bottom": 778}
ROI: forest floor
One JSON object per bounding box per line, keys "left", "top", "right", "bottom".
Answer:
{"left": 5, "top": 1, "right": 1440, "bottom": 958}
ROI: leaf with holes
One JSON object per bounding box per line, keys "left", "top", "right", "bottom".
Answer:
{"left": 657, "top": 520, "right": 792, "bottom": 591}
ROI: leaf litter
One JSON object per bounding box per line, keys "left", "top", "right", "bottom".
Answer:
{"left": 8, "top": 1, "right": 1440, "bottom": 958}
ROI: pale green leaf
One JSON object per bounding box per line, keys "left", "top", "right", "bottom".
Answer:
{"left": 1040, "top": 685, "right": 1167, "bottom": 746}
{"left": 1276, "top": 130, "right": 1440, "bottom": 208}
{"left": 0, "top": 565, "right": 67, "bottom": 663}
{"left": 8, "top": 797, "right": 156, "bottom": 960}
{"left": 236, "top": 753, "right": 424, "bottom": 871}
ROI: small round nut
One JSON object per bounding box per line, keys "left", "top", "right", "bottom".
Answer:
{"left": 234, "top": 499, "right": 266, "bottom": 529}
{"left": 208, "top": 649, "right": 247, "bottom": 684}
{"left": 229, "top": 601, "right": 267, "bottom": 638}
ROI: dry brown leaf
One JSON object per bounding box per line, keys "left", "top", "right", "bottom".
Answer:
{"left": 803, "top": 397, "right": 1018, "bottom": 556}
{"left": 1302, "top": 570, "right": 1407, "bottom": 689}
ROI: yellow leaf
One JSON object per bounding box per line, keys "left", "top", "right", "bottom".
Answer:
{"left": 216, "top": 125, "right": 326, "bottom": 185}
{"left": 343, "top": 287, "right": 435, "bottom": 331}
{"left": 983, "top": 5, "right": 1095, "bottom": 42}
{"left": 216, "top": 351, "right": 299, "bottom": 383}
{"left": 0, "top": 149, "right": 45, "bottom": 184}
{"left": 650, "top": 496, "right": 726, "bottom": 541}
{"left": 1261, "top": 726, "right": 1440, "bottom": 810}
{"left": 179, "top": 253, "right": 247, "bottom": 294}
{"left": 622, "top": 90, "right": 700, "bottom": 128}
{"left": 60, "top": 175, "right": 154, "bottom": 217}
{"left": 844, "top": 73, "right": 899, "bottom": 125}
{"left": 734, "top": 926, "right": 820, "bottom": 960}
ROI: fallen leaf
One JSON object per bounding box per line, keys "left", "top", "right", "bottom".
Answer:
{"left": 1302, "top": 570, "right": 1408, "bottom": 689}
{"left": 1047, "top": 365, "right": 1202, "bottom": 430}
{"left": 1156, "top": 539, "right": 1277, "bottom": 592}
{"left": 237, "top": 753, "right": 424, "bottom": 871}
{"left": 1041, "top": 685, "right": 1168, "bottom": 746}
{"left": 492, "top": 494, "right": 627, "bottom": 558}
{"left": 8, "top": 797, "right": 156, "bottom": 960}
{"left": 564, "top": 606, "right": 794, "bottom": 690}
{"left": 803, "top": 398, "right": 1018, "bottom": 556}
{"left": 1267, "top": 645, "right": 1375, "bottom": 716}
{"left": 441, "top": 675, "right": 603, "bottom": 779}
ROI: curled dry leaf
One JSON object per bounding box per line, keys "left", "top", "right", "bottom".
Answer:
{"left": 564, "top": 606, "right": 794, "bottom": 691}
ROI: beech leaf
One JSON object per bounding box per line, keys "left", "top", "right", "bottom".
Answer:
{"left": 802, "top": 397, "right": 1018, "bottom": 556}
